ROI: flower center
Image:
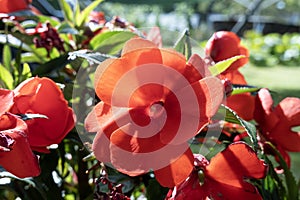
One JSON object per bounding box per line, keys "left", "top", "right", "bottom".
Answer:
{"left": 149, "top": 101, "right": 164, "bottom": 118}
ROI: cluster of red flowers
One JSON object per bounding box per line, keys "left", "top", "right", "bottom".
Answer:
{"left": 1, "top": 2, "right": 299, "bottom": 197}
{"left": 85, "top": 31, "right": 300, "bottom": 199}
{"left": 0, "top": 77, "right": 75, "bottom": 178}
{"left": 206, "top": 31, "right": 300, "bottom": 171}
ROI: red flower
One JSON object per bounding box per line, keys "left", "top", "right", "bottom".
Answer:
{"left": 10, "top": 77, "right": 75, "bottom": 153}
{"left": 254, "top": 88, "right": 300, "bottom": 166}
{"left": 0, "top": 89, "right": 40, "bottom": 178}
{"left": 254, "top": 88, "right": 300, "bottom": 152}
{"left": 205, "top": 31, "right": 254, "bottom": 120}
{"left": 85, "top": 38, "right": 224, "bottom": 187}
{"left": 31, "top": 23, "right": 65, "bottom": 57}
{"left": 166, "top": 142, "right": 267, "bottom": 200}
{"left": 205, "top": 31, "right": 249, "bottom": 73}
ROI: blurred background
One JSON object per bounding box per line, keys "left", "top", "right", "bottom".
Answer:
{"left": 53, "top": 0, "right": 300, "bottom": 98}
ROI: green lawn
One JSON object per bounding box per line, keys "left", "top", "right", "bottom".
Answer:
{"left": 240, "top": 64, "right": 300, "bottom": 180}
{"left": 240, "top": 64, "right": 300, "bottom": 100}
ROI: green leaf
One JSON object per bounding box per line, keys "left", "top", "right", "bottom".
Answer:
{"left": 74, "top": 0, "right": 81, "bottom": 27}
{"left": 21, "top": 52, "right": 44, "bottom": 64}
{"left": 68, "top": 50, "right": 116, "bottom": 64}
{"left": 90, "top": 30, "right": 136, "bottom": 54}
{"left": 266, "top": 142, "right": 299, "bottom": 200}
{"left": 0, "top": 64, "right": 14, "bottom": 89}
{"left": 77, "top": 0, "right": 104, "bottom": 28}
{"left": 57, "top": 22, "right": 79, "bottom": 34}
{"left": 146, "top": 178, "right": 169, "bottom": 200}
{"left": 259, "top": 155, "right": 287, "bottom": 200}
{"left": 25, "top": 15, "right": 60, "bottom": 26}
{"left": 231, "top": 84, "right": 260, "bottom": 95}
{"left": 209, "top": 55, "right": 245, "bottom": 76}
{"left": 32, "top": 53, "right": 70, "bottom": 76}
{"left": 2, "top": 45, "right": 12, "bottom": 70}
{"left": 173, "top": 28, "right": 192, "bottom": 60}
{"left": 21, "top": 63, "right": 32, "bottom": 80}
{"left": 219, "top": 105, "right": 258, "bottom": 150}
{"left": 58, "top": 0, "right": 74, "bottom": 23}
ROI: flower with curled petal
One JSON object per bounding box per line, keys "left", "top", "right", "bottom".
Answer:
{"left": 254, "top": 88, "right": 300, "bottom": 168}
{"left": 10, "top": 77, "right": 75, "bottom": 153}
{"left": 165, "top": 142, "right": 267, "bottom": 200}
{"left": 85, "top": 37, "right": 224, "bottom": 187}
{"left": 205, "top": 31, "right": 249, "bottom": 73}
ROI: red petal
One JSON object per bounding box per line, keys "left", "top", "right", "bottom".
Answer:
{"left": 146, "top": 27, "right": 162, "bottom": 48}
{"left": 94, "top": 58, "right": 115, "bottom": 99}
{"left": 226, "top": 93, "right": 255, "bottom": 121}
{"left": 205, "top": 31, "right": 248, "bottom": 72}
{"left": 154, "top": 149, "right": 194, "bottom": 187}
{"left": 254, "top": 88, "right": 280, "bottom": 132}
{"left": 12, "top": 77, "right": 75, "bottom": 150}
{"left": 108, "top": 124, "right": 191, "bottom": 177}
{"left": 195, "top": 77, "right": 224, "bottom": 118}
{"left": 221, "top": 70, "right": 247, "bottom": 85}
{"left": 167, "top": 170, "right": 206, "bottom": 200}
{"left": 121, "top": 37, "right": 157, "bottom": 55}
{"left": 85, "top": 102, "right": 129, "bottom": 135}
{"left": 205, "top": 31, "right": 240, "bottom": 62}
{"left": 0, "top": 89, "right": 14, "bottom": 116}
{"left": 182, "top": 54, "right": 210, "bottom": 84}
{"left": 202, "top": 179, "right": 263, "bottom": 200}
{"left": 0, "top": 0, "right": 29, "bottom": 13}
{"left": 161, "top": 77, "right": 224, "bottom": 144}
{"left": 0, "top": 113, "right": 40, "bottom": 178}
{"left": 95, "top": 48, "right": 163, "bottom": 106}
{"left": 95, "top": 44, "right": 188, "bottom": 108}
{"left": 110, "top": 123, "right": 167, "bottom": 153}
{"left": 270, "top": 97, "right": 300, "bottom": 151}
{"left": 92, "top": 130, "right": 112, "bottom": 164}
{"left": 205, "top": 142, "right": 267, "bottom": 193}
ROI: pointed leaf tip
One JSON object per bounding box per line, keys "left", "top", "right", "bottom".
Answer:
{"left": 209, "top": 55, "right": 246, "bottom": 76}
